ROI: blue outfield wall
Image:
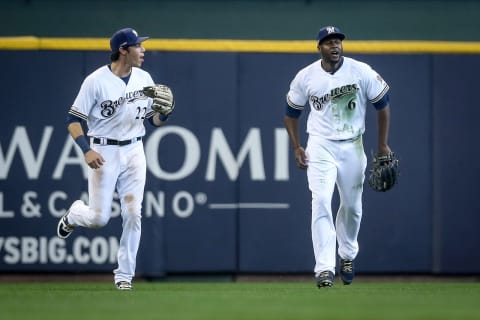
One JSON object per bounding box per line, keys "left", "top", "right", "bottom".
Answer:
{"left": 0, "top": 50, "right": 479, "bottom": 276}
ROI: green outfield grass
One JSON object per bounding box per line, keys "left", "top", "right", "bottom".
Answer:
{"left": 1, "top": 281, "right": 479, "bottom": 320}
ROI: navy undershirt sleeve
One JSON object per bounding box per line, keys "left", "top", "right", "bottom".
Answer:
{"left": 285, "top": 104, "right": 302, "bottom": 118}
{"left": 373, "top": 94, "right": 389, "bottom": 110}
{"left": 65, "top": 112, "right": 83, "bottom": 125}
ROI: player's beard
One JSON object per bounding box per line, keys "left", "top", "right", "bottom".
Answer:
{"left": 323, "top": 48, "right": 343, "bottom": 64}
{"left": 320, "top": 50, "right": 344, "bottom": 74}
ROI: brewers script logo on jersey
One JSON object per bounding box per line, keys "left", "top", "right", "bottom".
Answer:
{"left": 100, "top": 90, "right": 148, "bottom": 118}
{"left": 310, "top": 84, "right": 359, "bottom": 110}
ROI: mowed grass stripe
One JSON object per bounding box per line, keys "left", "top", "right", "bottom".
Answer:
{"left": 1, "top": 282, "right": 479, "bottom": 320}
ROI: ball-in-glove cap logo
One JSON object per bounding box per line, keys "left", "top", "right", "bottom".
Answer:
{"left": 317, "top": 26, "right": 346, "bottom": 44}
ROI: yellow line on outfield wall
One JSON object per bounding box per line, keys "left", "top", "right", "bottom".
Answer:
{"left": 2, "top": 37, "right": 480, "bottom": 53}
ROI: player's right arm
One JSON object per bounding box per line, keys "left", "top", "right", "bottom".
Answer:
{"left": 66, "top": 116, "right": 105, "bottom": 169}
{"left": 284, "top": 114, "right": 308, "bottom": 170}
{"left": 284, "top": 71, "right": 308, "bottom": 170}
{"left": 67, "top": 74, "right": 106, "bottom": 169}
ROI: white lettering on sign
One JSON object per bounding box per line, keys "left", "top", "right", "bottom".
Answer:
{"left": 206, "top": 127, "right": 265, "bottom": 181}
{"left": 145, "top": 126, "right": 201, "bottom": 180}
{"left": 0, "top": 125, "right": 290, "bottom": 182}
{"left": 0, "top": 236, "right": 118, "bottom": 265}
{"left": 0, "top": 126, "right": 53, "bottom": 179}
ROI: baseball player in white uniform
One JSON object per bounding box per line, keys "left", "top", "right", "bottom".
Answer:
{"left": 57, "top": 28, "right": 174, "bottom": 290}
{"left": 283, "top": 26, "right": 392, "bottom": 288}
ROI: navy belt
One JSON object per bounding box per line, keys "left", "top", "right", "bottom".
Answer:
{"left": 337, "top": 135, "right": 361, "bottom": 142}
{"left": 93, "top": 137, "right": 142, "bottom": 146}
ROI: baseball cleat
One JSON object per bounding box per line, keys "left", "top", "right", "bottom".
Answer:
{"left": 339, "top": 259, "right": 355, "bottom": 285}
{"left": 315, "top": 271, "right": 334, "bottom": 288}
{"left": 115, "top": 281, "right": 132, "bottom": 290}
{"left": 57, "top": 209, "right": 75, "bottom": 239}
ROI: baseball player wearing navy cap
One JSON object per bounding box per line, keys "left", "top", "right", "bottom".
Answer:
{"left": 284, "top": 26, "right": 393, "bottom": 288}
{"left": 57, "top": 27, "right": 174, "bottom": 290}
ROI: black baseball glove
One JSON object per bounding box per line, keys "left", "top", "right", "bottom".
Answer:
{"left": 368, "top": 152, "right": 399, "bottom": 192}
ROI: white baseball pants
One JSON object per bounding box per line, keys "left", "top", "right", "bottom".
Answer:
{"left": 306, "top": 135, "right": 367, "bottom": 275}
{"left": 66, "top": 141, "right": 146, "bottom": 284}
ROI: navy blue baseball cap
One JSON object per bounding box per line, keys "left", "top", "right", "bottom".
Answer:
{"left": 110, "top": 28, "right": 150, "bottom": 52}
{"left": 317, "top": 26, "right": 346, "bottom": 44}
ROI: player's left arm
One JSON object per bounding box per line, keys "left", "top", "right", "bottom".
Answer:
{"left": 148, "top": 112, "right": 169, "bottom": 127}
{"left": 366, "top": 66, "right": 391, "bottom": 156}
{"left": 374, "top": 97, "right": 391, "bottom": 156}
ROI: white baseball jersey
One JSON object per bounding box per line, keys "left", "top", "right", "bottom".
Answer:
{"left": 287, "top": 56, "right": 389, "bottom": 140}
{"left": 69, "top": 65, "right": 155, "bottom": 139}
